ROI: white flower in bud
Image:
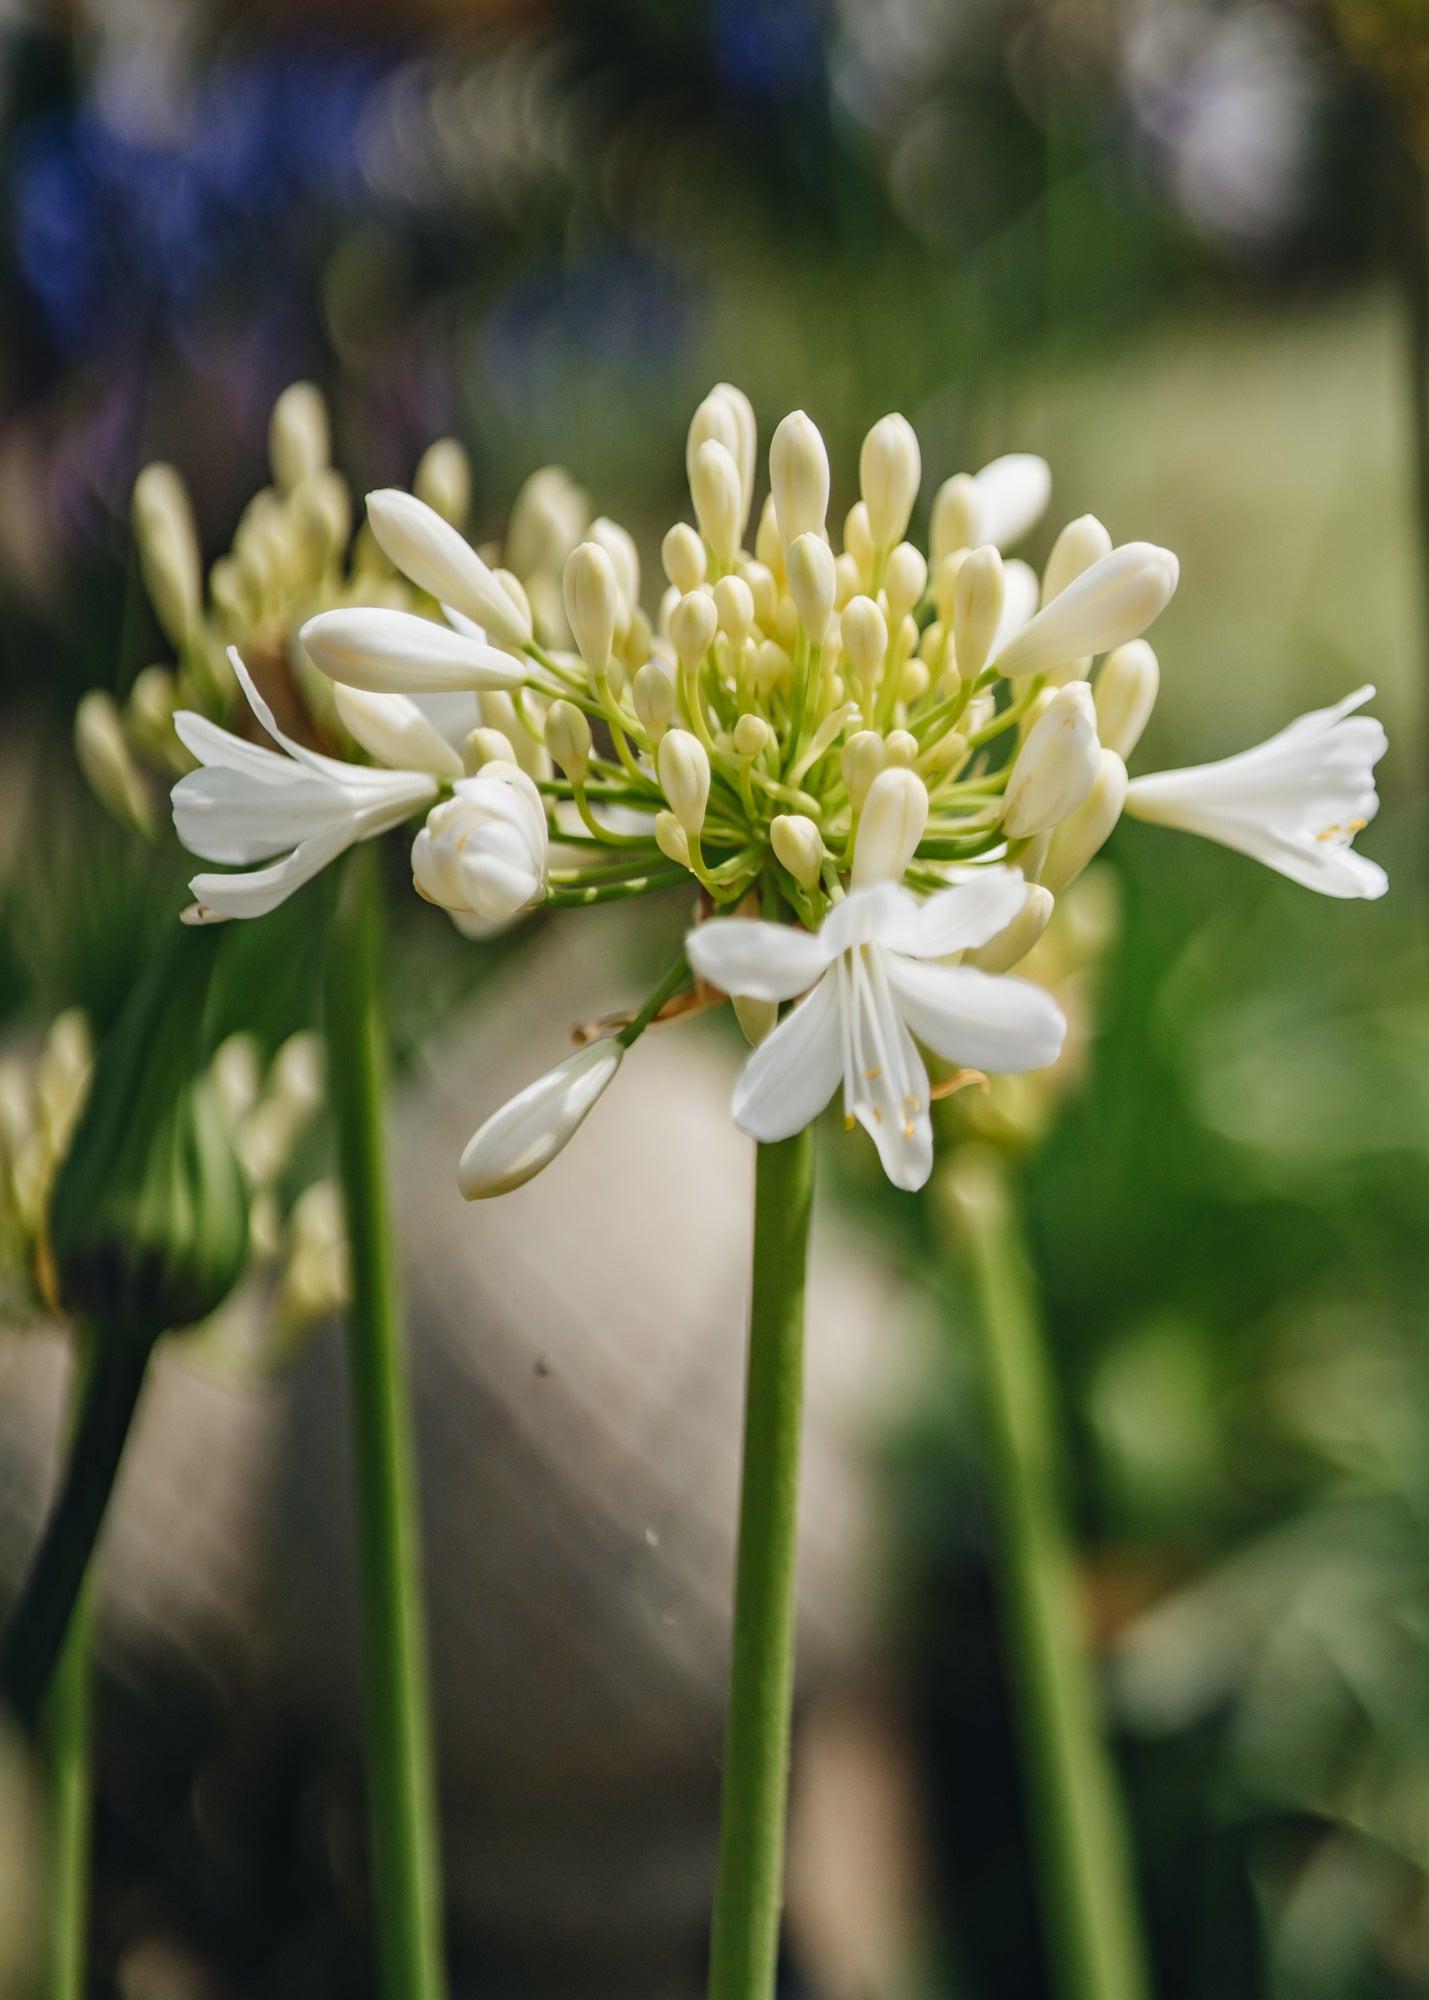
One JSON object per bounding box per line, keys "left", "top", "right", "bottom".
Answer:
{"left": 691, "top": 439, "right": 743, "bottom": 566}
{"left": 952, "top": 545, "right": 1006, "bottom": 680}
{"left": 860, "top": 413, "right": 921, "bottom": 550}
{"left": 133, "top": 462, "right": 201, "bottom": 646}
{"left": 769, "top": 410, "right": 830, "bottom": 547}
{"left": 740, "top": 559, "right": 778, "bottom": 630}
{"left": 931, "top": 475, "right": 979, "bottom": 565}
{"left": 854, "top": 767, "right": 929, "bottom": 886}
{"left": 717, "top": 382, "right": 758, "bottom": 529}
{"left": 786, "top": 533, "right": 836, "bottom": 645}
{"left": 834, "top": 551, "right": 862, "bottom": 609}
{"left": 932, "top": 455, "right": 1051, "bottom": 560}
{"left": 655, "top": 811, "right": 691, "bottom": 867}
{"left": 884, "top": 542, "right": 928, "bottom": 624}
{"left": 1002, "top": 681, "right": 1101, "bottom": 839}
{"left": 1041, "top": 750, "right": 1128, "bottom": 892}
{"left": 506, "top": 465, "right": 587, "bottom": 578}
{"left": 632, "top": 662, "right": 675, "bottom": 746}
{"left": 883, "top": 729, "right": 918, "bottom": 768}
{"left": 75, "top": 691, "right": 154, "bottom": 837}
{"left": 269, "top": 382, "right": 330, "bottom": 493}
{"left": 755, "top": 494, "right": 786, "bottom": 584}
{"left": 478, "top": 690, "right": 550, "bottom": 783}
{"left": 125, "top": 665, "right": 179, "bottom": 764}
{"left": 901, "top": 659, "right": 931, "bottom": 703}
{"left": 334, "top": 684, "right": 465, "bottom": 780}
{"left": 663, "top": 522, "right": 707, "bottom": 594}
{"left": 412, "top": 437, "right": 472, "bottom": 530}
{"left": 1095, "top": 641, "right": 1159, "bottom": 758}
{"left": 840, "top": 596, "right": 888, "bottom": 682}
{"left": 997, "top": 559, "right": 1041, "bottom": 657}
{"left": 458, "top": 1041, "right": 623, "bottom": 1199}
{"left": 965, "top": 882, "right": 1055, "bottom": 972}
{"left": 563, "top": 541, "right": 620, "bottom": 679}
{"left": 657, "top": 730, "right": 711, "bottom": 835}
{"left": 671, "top": 588, "right": 719, "bottom": 667}
{"left": 689, "top": 385, "right": 756, "bottom": 534}
{"left": 367, "top": 489, "right": 533, "bottom": 650}
{"left": 734, "top": 712, "right": 774, "bottom": 761}
{"left": 291, "top": 468, "right": 352, "bottom": 575}
{"left": 932, "top": 550, "right": 965, "bottom": 628}
{"left": 992, "top": 544, "right": 1179, "bottom": 681}
{"left": 771, "top": 813, "right": 825, "bottom": 888}
{"left": 461, "top": 726, "right": 517, "bottom": 773}
{"left": 1043, "top": 514, "right": 1113, "bottom": 604}
{"left": 412, "top": 763, "right": 548, "bottom": 922}
{"left": 590, "top": 516, "right": 640, "bottom": 621}
{"left": 545, "top": 699, "right": 591, "bottom": 782}
{"left": 751, "top": 641, "right": 792, "bottom": 696}
{"left": 715, "top": 573, "right": 756, "bottom": 645}
{"left": 300, "top": 607, "right": 525, "bottom": 694}
{"left": 842, "top": 730, "right": 886, "bottom": 813}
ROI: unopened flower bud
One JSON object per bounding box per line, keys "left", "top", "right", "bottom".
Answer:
{"left": 883, "top": 729, "right": 918, "bottom": 768}
{"left": 883, "top": 542, "right": 928, "bottom": 624}
{"left": 589, "top": 515, "right": 639, "bottom": 618}
{"left": 860, "top": 413, "right": 921, "bottom": 549}
{"left": 125, "top": 666, "right": 179, "bottom": 764}
{"left": 663, "top": 522, "right": 707, "bottom": 595}
{"left": 994, "top": 544, "right": 1179, "bottom": 681}
{"left": 1043, "top": 514, "right": 1112, "bottom": 604}
{"left": 1002, "top": 681, "right": 1101, "bottom": 838}
{"left": 740, "top": 559, "right": 778, "bottom": 630}
{"left": 632, "top": 662, "right": 675, "bottom": 746}
{"left": 689, "top": 385, "right": 755, "bottom": 534}
{"left": 974, "top": 455, "right": 1053, "bottom": 550}
{"left": 269, "top": 382, "right": 330, "bottom": 493}
{"left": 367, "top": 489, "right": 533, "bottom": 650}
{"left": 133, "top": 463, "right": 202, "bottom": 647}
{"left": 923, "top": 728, "right": 969, "bottom": 775}
{"left": 458, "top": 1041, "right": 623, "bottom": 1199}
{"left": 655, "top": 811, "right": 691, "bottom": 867}
{"left": 545, "top": 698, "right": 591, "bottom": 781}
{"left": 841, "top": 595, "right": 888, "bottom": 682}
{"left": 506, "top": 465, "right": 587, "bottom": 578}
{"left": 751, "top": 641, "right": 792, "bottom": 695}
{"left": 843, "top": 501, "right": 874, "bottom": 580}
{"left": 691, "top": 439, "right": 743, "bottom": 566}
{"left": 734, "top": 713, "right": 774, "bottom": 761}
{"left": 953, "top": 545, "right": 1006, "bottom": 680}
{"left": 769, "top": 410, "right": 830, "bottom": 546}
{"left": 755, "top": 495, "right": 786, "bottom": 584}
{"left": 563, "top": 541, "right": 620, "bottom": 679}
{"left": 931, "top": 474, "right": 980, "bottom": 563}
{"left": 842, "top": 730, "right": 886, "bottom": 813}
{"left": 853, "top": 767, "right": 929, "bottom": 886}
{"left": 671, "top": 588, "right": 719, "bottom": 667}
{"left": 461, "top": 726, "right": 518, "bottom": 773}
{"left": 714, "top": 573, "right": 756, "bottom": 645}
{"left": 900, "top": 659, "right": 931, "bottom": 703}
{"left": 657, "top": 730, "right": 711, "bottom": 835}
{"left": 965, "top": 883, "right": 1056, "bottom": 972}
{"left": 834, "top": 551, "right": 862, "bottom": 609}
{"left": 291, "top": 468, "right": 352, "bottom": 575}
{"left": 75, "top": 691, "right": 153, "bottom": 838}
{"left": 786, "top": 533, "right": 836, "bottom": 645}
{"left": 770, "top": 813, "right": 824, "bottom": 887}
{"left": 1094, "top": 641, "right": 1159, "bottom": 759}
{"left": 412, "top": 766, "right": 548, "bottom": 922}
{"left": 1041, "top": 750, "right": 1128, "bottom": 893}
{"left": 412, "top": 437, "right": 472, "bottom": 529}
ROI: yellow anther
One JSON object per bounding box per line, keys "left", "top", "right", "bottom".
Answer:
{"left": 844, "top": 1113, "right": 856, "bottom": 1131}
{"left": 865, "top": 1066, "right": 882, "bottom": 1080}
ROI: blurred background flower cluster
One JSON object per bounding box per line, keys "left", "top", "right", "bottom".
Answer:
{"left": 0, "top": 0, "right": 1425, "bottom": 1996}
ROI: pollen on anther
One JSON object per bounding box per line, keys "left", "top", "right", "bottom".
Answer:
{"left": 844, "top": 1113, "right": 856, "bottom": 1131}
{"left": 902, "top": 1122, "right": 915, "bottom": 1140}
{"left": 871, "top": 1106, "right": 883, "bottom": 1124}
{"left": 865, "top": 1066, "right": 882, "bottom": 1080}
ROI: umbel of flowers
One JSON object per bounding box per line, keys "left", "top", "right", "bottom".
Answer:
{"left": 173, "top": 384, "right": 1389, "bottom": 1195}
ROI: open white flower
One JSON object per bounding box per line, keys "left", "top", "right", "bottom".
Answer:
{"left": 1125, "top": 685, "right": 1388, "bottom": 899}
{"left": 686, "top": 871, "right": 1066, "bottom": 1191}
{"left": 172, "top": 650, "right": 437, "bottom": 921}
{"left": 412, "top": 763, "right": 548, "bottom": 923}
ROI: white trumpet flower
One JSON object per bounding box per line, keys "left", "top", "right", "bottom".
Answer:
{"left": 411, "top": 763, "right": 548, "bottom": 922}
{"left": 172, "top": 652, "right": 437, "bottom": 921}
{"left": 686, "top": 871, "right": 1066, "bottom": 1191}
{"left": 458, "top": 1040, "right": 624, "bottom": 1198}
{"left": 1125, "top": 686, "right": 1388, "bottom": 899}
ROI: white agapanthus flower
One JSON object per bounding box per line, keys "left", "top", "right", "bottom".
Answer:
{"left": 172, "top": 651, "right": 437, "bottom": 921}
{"left": 411, "top": 763, "right": 548, "bottom": 923}
{"left": 685, "top": 868, "right": 1067, "bottom": 1192}
{"left": 1125, "top": 685, "right": 1388, "bottom": 899}
{"left": 458, "top": 1040, "right": 624, "bottom": 1198}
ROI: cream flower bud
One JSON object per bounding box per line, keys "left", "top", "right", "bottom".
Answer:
{"left": 931, "top": 474, "right": 980, "bottom": 563}
{"left": 769, "top": 410, "right": 830, "bottom": 546}
{"left": 657, "top": 730, "right": 711, "bottom": 835}
{"left": 786, "top": 533, "right": 836, "bottom": 645}
{"left": 506, "top": 465, "right": 587, "bottom": 578}
{"left": 965, "top": 883, "right": 1056, "bottom": 972}
{"left": 689, "top": 385, "right": 756, "bottom": 533}
{"left": 741, "top": 559, "right": 778, "bottom": 630}
{"left": 884, "top": 542, "right": 928, "bottom": 624}
{"left": 842, "top": 730, "right": 886, "bottom": 813}
{"left": 632, "top": 662, "right": 675, "bottom": 747}
{"left": 932, "top": 551, "right": 966, "bottom": 629}
{"left": 853, "top": 767, "right": 929, "bottom": 887}
{"left": 953, "top": 545, "right": 1006, "bottom": 680}
{"left": 563, "top": 541, "right": 620, "bottom": 679}
{"left": 883, "top": 729, "right": 918, "bottom": 768}
{"left": 840, "top": 595, "right": 888, "bottom": 682}
{"left": 770, "top": 813, "right": 824, "bottom": 888}
{"left": 1002, "top": 681, "right": 1101, "bottom": 839}
{"left": 734, "top": 713, "right": 774, "bottom": 760}
{"left": 1094, "top": 641, "right": 1159, "bottom": 759}
{"left": 751, "top": 641, "right": 792, "bottom": 696}
{"left": 291, "top": 468, "right": 352, "bottom": 575}
{"left": 715, "top": 573, "right": 756, "bottom": 645}
{"left": 923, "top": 728, "right": 969, "bottom": 775}
{"left": 367, "top": 489, "right": 533, "bottom": 650}
{"left": 755, "top": 495, "right": 786, "bottom": 584}
{"left": 300, "top": 607, "right": 525, "bottom": 694}
{"left": 413, "top": 437, "right": 472, "bottom": 529}
{"left": 655, "top": 812, "right": 691, "bottom": 867}
{"left": 859, "top": 413, "right": 921, "bottom": 549}
{"left": 458, "top": 1041, "right": 623, "bottom": 1199}
{"left": 125, "top": 666, "right": 179, "bottom": 763}
{"left": 333, "top": 684, "right": 465, "bottom": 779}
{"left": 691, "top": 439, "right": 743, "bottom": 566}
{"left": 671, "top": 588, "right": 719, "bottom": 667}
{"left": 1042, "top": 514, "right": 1112, "bottom": 603}
{"left": 461, "top": 726, "right": 518, "bottom": 773}
{"left": 590, "top": 516, "right": 640, "bottom": 619}
{"left": 545, "top": 698, "right": 591, "bottom": 781}
{"left": 133, "top": 462, "right": 201, "bottom": 646}
{"left": 1041, "top": 749, "right": 1128, "bottom": 892}
{"left": 834, "top": 551, "right": 862, "bottom": 609}
{"left": 993, "top": 544, "right": 1179, "bottom": 681}
{"left": 412, "top": 764, "right": 547, "bottom": 922}
{"left": 901, "top": 659, "right": 930, "bottom": 703}
{"left": 75, "top": 690, "right": 153, "bottom": 837}
{"left": 269, "top": 382, "right": 330, "bottom": 493}
{"left": 843, "top": 501, "right": 874, "bottom": 580}
{"left": 663, "top": 522, "right": 707, "bottom": 595}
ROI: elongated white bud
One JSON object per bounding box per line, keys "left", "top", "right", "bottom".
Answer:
{"left": 75, "top": 691, "right": 153, "bottom": 837}
{"left": 755, "top": 495, "right": 785, "bottom": 584}
{"left": 458, "top": 1040, "right": 623, "bottom": 1199}
{"left": 952, "top": 546, "right": 1006, "bottom": 680}
{"left": 125, "top": 666, "right": 179, "bottom": 764}
{"left": 632, "top": 662, "right": 675, "bottom": 747}
{"left": 657, "top": 730, "right": 711, "bottom": 835}
{"left": 842, "top": 730, "right": 886, "bottom": 813}
{"left": 545, "top": 699, "right": 592, "bottom": 782}
{"left": 853, "top": 767, "right": 928, "bottom": 886}
{"left": 841, "top": 595, "right": 888, "bottom": 682}
{"left": 590, "top": 515, "right": 639, "bottom": 616}
{"left": 771, "top": 813, "right": 824, "bottom": 888}
{"left": 1041, "top": 749, "right": 1128, "bottom": 892}
{"left": 671, "top": 589, "right": 718, "bottom": 668}
{"left": 655, "top": 812, "right": 691, "bottom": 867}
{"left": 413, "top": 437, "right": 472, "bottom": 529}
{"left": 843, "top": 501, "right": 874, "bottom": 583}
{"left": 1043, "top": 513, "right": 1112, "bottom": 603}
{"left": 334, "top": 684, "right": 464, "bottom": 779}
{"left": 714, "top": 574, "right": 756, "bottom": 645}
{"left": 300, "top": 606, "right": 525, "bottom": 693}
{"left": 133, "top": 462, "right": 201, "bottom": 646}
{"left": 931, "top": 474, "right": 979, "bottom": 564}
{"left": 1094, "top": 640, "right": 1159, "bottom": 758}
{"left": 1002, "top": 681, "right": 1101, "bottom": 838}
{"left": 964, "top": 883, "right": 1055, "bottom": 972}
{"left": 563, "top": 541, "right": 619, "bottom": 679}
{"left": 718, "top": 383, "right": 758, "bottom": 529}
{"left": 883, "top": 542, "right": 928, "bottom": 624}
{"left": 860, "top": 413, "right": 921, "bottom": 549}
{"left": 461, "top": 726, "right": 517, "bottom": 773}
{"left": 992, "top": 543, "right": 1179, "bottom": 680}
{"left": 506, "top": 464, "right": 587, "bottom": 578}
{"left": 366, "top": 489, "right": 533, "bottom": 649}
{"left": 269, "top": 382, "right": 330, "bottom": 493}
{"left": 412, "top": 764, "right": 548, "bottom": 922}
{"left": 691, "top": 439, "right": 742, "bottom": 566}
{"left": 663, "top": 522, "right": 707, "bottom": 594}
{"left": 769, "top": 410, "right": 830, "bottom": 547}
{"left": 740, "top": 559, "right": 778, "bottom": 630}
{"left": 786, "top": 533, "right": 836, "bottom": 645}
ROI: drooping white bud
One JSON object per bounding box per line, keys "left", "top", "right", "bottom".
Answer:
{"left": 714, "top": 573, "right": 756, "bottom": 645}
{"left": 769, "top": 410, "right": 830, "bottom": 547}
{"left": 965, "top": 883, "right": 1055, "bottom": 972}
{"left": 269, "top": 382, "right": 330, "bottom": 493}
{"left": 1094, "top": 641, "right": 1159, "bottom": 758}
{"left": 992, "top": 544, "right": 1179, "bottom": 681}
{"left": 952, "top": 546, "right": 1006, "bottom": 680}
{"left": 563, "top": 541, "right": 620, "bottom": 680}
{"left": 1040, "top": 749, "right": 1128, "bottom": 892}
{"left": 334, "top": 684, "right": 465, "bottom": 779}
{"left": 883, "top": 542, "right": 928, "bottom": 624}
{"left": 770, "top": 813, "right": 825, "bottom": 888}
{"left": 1042, "top": 514, "right": 1113, "bottom": 604}
{"left": 458, "top": 1041, "right": 623, "bottom": 1199}
{"left": 842, "top": 730, "right": 886, "bottom": 813}
{"left": 786, "top": 533, "right": 837, "bottom": 645}
{"left": 840, "top": 596, "right": 888, "bottom": 683}
{"left": 853, "top": 767, "right": 929, "bottom": 887}
{"left": 412, "top": 764, "right": 548, "bottom": 922}
{"left": 300, "top": 607, "right": 526, "bottom": 693}
{"left": 75, "top": 691, "right": 153, "bottom": 837}
{"left": 1002, "top": 681, "right": 1101, "bottom": 838}
{"left": 545, "top": 699, "right": 592, "bottom": 782}
{"left": 658, "top": 730, "right": 711, "bottom": 835}
{"left": 691, "top": 439, "right": 743, "bottom": 566}
{"left": 663, "top": 522, "right": 707, "bottom": 595}
{"left": 632, "top": 662, "right": 675, "bottom": 747}
{"left": 859, "top": 413, "right": 921, "bottom": 550}
{"left": 367, "top": 489, "right": 533, "bottom": 650}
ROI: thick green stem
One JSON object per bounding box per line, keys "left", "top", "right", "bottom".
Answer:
{"left": 41, "top": 1571, "right": 92, "bottom": 2000}
{"left": 325, "top": 845, "right": 447, "bottom": 2000}
{"left": 943, "top": 1152, "right": 1149, "bottom": 2000}
{"left": 707, "top": 1126, "right": 815, "bottom": 2000}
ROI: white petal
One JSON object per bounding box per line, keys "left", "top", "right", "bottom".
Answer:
{"left": 188, "top": 820, "right": 355, "bottom": 921}
{"left": 975, "top": 454, "right": 1051, "bottom": 550}
{"left": 686, "top": 917, "right": 832, "bottom": 1003}
{"left": 846, "top": 952, "right": 934, "bottom": 1191}
{"left": 300, "top": 607, "right": 525, "bottom": 695}
{"left": 458, "top": 1041, "right": 622, "bottom": 1198}
{"left": 228, "top": 650, "right": 407, "bottom": 792}
{"left": 173, "top": 711, "right": 299, "bottom": 781}
{"left": 172, "top": 764, "right": 346, "bottom": 863}
{"left": 884, "top": 957, "right": 1066, "bottom": 1073}
{"left": 333, "top": 684, "right": 464, "bottom": 779}
{"left": 890, "top": 869, "right": 1031, "bottom": 959}
{"left": 730, "top": 971, "right": 843, "bottom": 1142}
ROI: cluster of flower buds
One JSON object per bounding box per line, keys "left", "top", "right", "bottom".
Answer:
{"left": 164, "top": 385, "right": 1388, "bottom": 1192}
